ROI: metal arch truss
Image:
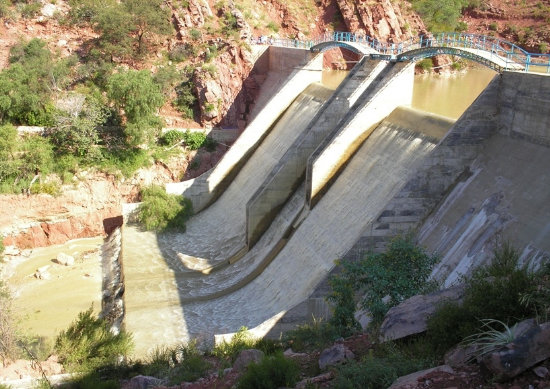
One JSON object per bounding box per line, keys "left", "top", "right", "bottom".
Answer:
{"left": 311, "top": 41, "right": 367, "bottom": 55}
{"left": 396, "top": 47, "right": 504, "bottom": 73}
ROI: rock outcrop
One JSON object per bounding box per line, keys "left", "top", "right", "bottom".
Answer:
{"left": 379, "top": 284, "right": 466, "bottom": 342}
{"left": 193, "top": 42, "right": 255, "bottom": 127}
{"left": 482, "top": 321, "right": 550, "bottom": 381}
{"left": 335, "top": 0, "right": 427, "bottom": 42}
{"left": 319, "top": 343, "right": 355, "bottom": 369}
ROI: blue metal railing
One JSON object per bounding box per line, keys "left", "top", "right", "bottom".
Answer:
{"left": 254, "top": 31, "right": 550, "bottom": 73}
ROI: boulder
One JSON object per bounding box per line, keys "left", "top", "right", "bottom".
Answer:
{"left": 56, "top": 252, "right": 75, "bottom": 266}
{"left": 388, "top": 365, "right": 454, "bottom": 389}
{"left": 481, "top": 321, "right": 550, "bottom": 381}
{"left": 444, "top": 344, "right": 479, "bottom": 367}
{"left": 232, "top": 349, "right": 264, "bottom": 372}
{"left": 122, "top": 375, "right": 163, "bottom": 389}
{"left": 319, "top": 343, "right": 354, "bottom": 370}
{"left": 379, "top": 284, "right": 466, "bottom": 342}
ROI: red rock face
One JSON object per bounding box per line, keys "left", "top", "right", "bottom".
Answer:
{"left": 335, "top": 0, "right": 428, "bottom": 42}
{"left": 3, "top": 206, "right": 121, "bottom": 249}
{"left": 193, "top": 42, "right": 255, "bottom": 127}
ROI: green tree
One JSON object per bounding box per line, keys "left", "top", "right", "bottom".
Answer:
{"left": 93, "top": 3, "right": 134, "bottom": 61}
{"left": 0, "top": 125, "right": 19, "bottom": 185}
{"left": 107, "top": 69, "right": 164, "bottom": 145}
{"left": 50, "top": 93, "right": 107, "bottom": 160}
{"left": 123, "top": 0, "right": 172, "bottom": 54}
{"left": 412, "top": 0, "right": 467, "bottom": 32}
{"left": 0, "top": 39, "right": 66, "bottom": 125}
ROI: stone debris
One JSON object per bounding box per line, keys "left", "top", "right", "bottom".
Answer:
{"left": 318, "top": 343, "right": 354, "bottom": 370}
{"left": 232, "top": 349, "right": 264, "bottom": 372}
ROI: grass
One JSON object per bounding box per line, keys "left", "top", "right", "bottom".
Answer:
{"left": 460, "top": 319, "right": 518, "bottom": 362}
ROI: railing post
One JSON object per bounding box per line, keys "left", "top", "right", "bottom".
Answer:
{"left": 526, "top": 54, "right": 531, "bottom": 72}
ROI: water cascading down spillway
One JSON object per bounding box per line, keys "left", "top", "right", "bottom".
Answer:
{"left": 122, "top": 57, "right": 456, "bottom": 357}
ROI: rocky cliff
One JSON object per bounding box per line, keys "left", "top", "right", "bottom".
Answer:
{"left": 334, "top": 0, "right": 427, "bottom": 42}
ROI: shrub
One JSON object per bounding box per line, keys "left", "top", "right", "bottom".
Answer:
{"left": 30, "top": 181, "right": 61, "bottom": 196}
{"left": 329, "top": 236, "right": 438, "bottom": 330}
{"left": 426, "top": 243, "right": 537, "bottom": 353}
{"left": 20, "top": 2, "right": 41, "bottom": 18}
{"left": 138, "top": 185, "right": 193, "bottom": 231}
{"left": 416, "top": 58, "right": 433, "bottom": 71}
{"left": 175, "top": 80, "right": 196, "bottom": 119}
{"left": 237, "top": 352, "right": 299, "bottom": 389}
{"left": 189, "top": 28, "right": 201, "bottom": 41}
{"left": 160, "top": 129, "right": 186, "bottom": 146}
{"left": 332, "top": 348, "right": 428, "bottom": 389}
{"left": 55, "top": 306, "right": 134, "bottom": 373}
{"left": 211, "top": 327, "right": 257, "bottom": 363}
{"left": 489, "top": 22, "right": 498, "bottom": 31}
{"left": 0, "top": 281, "right": 18, "bottom": 365}
{"left": 282, "top": 319, "right": 340, "bottom": 353}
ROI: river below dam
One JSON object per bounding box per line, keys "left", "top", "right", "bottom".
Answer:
{"left": 3, "top": 65, "right": 497, "bottom": 357}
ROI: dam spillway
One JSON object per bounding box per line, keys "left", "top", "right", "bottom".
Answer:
{"left": 123, "top": 101, "right": 454, "bottom": 355}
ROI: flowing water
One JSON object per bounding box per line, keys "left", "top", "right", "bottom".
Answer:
{"left": 122, "top": 107, "right": 450, "bottom": 356}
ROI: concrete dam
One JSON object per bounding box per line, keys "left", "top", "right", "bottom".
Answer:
{"left": 120, "top": 46, "right": 550, "bottom": 356}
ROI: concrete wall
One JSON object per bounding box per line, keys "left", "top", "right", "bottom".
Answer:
{"left": 499, "top": 72, "right": 550, "bottom": 147}
{"left": 272, "top": 71, "right": 550, "bottom": 331}
{"left": 306, "top": 61, "right": 415, "bottom": 207}
{"left": 245, "top": 58, "right": 388, "bottom": 247}
{"left": 166, "top": 49, "right": 323, "bottom": 212}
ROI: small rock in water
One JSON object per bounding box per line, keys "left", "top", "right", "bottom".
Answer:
{"left": 56, "top": 252, "right": 75, "bottom": 266}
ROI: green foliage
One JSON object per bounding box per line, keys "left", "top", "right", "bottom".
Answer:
{"left": 20, "top": 1, "right": 41, "bottom": 18}
{"left": 204, "top": 44, "right": 218, "bottom": 62}
{"left": 50, "top": 93, "right": 107, "bottom": 160}
{"left": 175, "top": 80, "right": 197, "bottom": 119}
{"left": 221, "top": 11, "right": 239, "bottom": 36}
{"left": 189, "top": 28, "right": 202, "bottom": 41}
{"left": 237, "top": 352, "right": 300, "bottom": 389}
{"left": 0, "top": 280, "right": 18, "bottom": 365}
{"left": 168, "top": 43, "right": 197, "bottom": 62}
{"left": 160, "top": 130, "right": 186, "bottom": 146}
{"left": 211, "top": 327, "right": 258, "bottom": 363}
{"left": 460, "top": 319, "right": 519, "bottom": 361}
{"left": 124, "top": 0, "right": 172, "bottom": 54}
{"left": 416, "top": 58, "right": 433, "bottom": 71}
{"left": 153, "top": 66, "right": 180, "bottom": 97}
{"left": 30, "top": 181, "right": 61, "bottom": 196}
{"left": 0, "top": 38, "right": 68, "bottom": 126}
{"left": 282, "top": 319, "right": 341, "bottom": 353}
{"left": 426, "top": 243, "right": 537, "bottom": 353}
{"left": 55, "top": 306, "right": 134, "bottom": 373}
{"left": 332, "top": 346, "right": 429, "bottom": 389}
{"left": 329, "top": 237, "right": 438, "bottom": 330}
{"left": 107, "top": 69, "right": 164, "bottom": 145}
{"left": 0, "top": 0, "right": 11, "bottom": 19}
{"left": 138, "top": 185, "right": 193, "bottom": 231}
{"left": 99, "top": 147, "right": 150, "bottom": 178}
{"left": 184, "top": 131, "right": 216, "bottom": 151}
{"left": 20, "top": 134, "right": 55, "bottom": 176}
{"left": 489, "top": 22, "right": 498, "bottom": 31}
{"left": 266, "top": 21, "right": 279, "bottom": 33}
{"left": 411, "top": 0, "right": 468, "bottom": 32}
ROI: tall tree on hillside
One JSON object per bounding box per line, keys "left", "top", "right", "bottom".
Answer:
{"left": 107, "top": 69, "right": 164, "bottom": 146}
{"left": 124, "top": 0, "right": 173, "bottom": 54}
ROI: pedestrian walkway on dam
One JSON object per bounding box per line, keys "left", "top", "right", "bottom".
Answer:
{"left": 258, "top": 31, "right": 550, "bottom": 73}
